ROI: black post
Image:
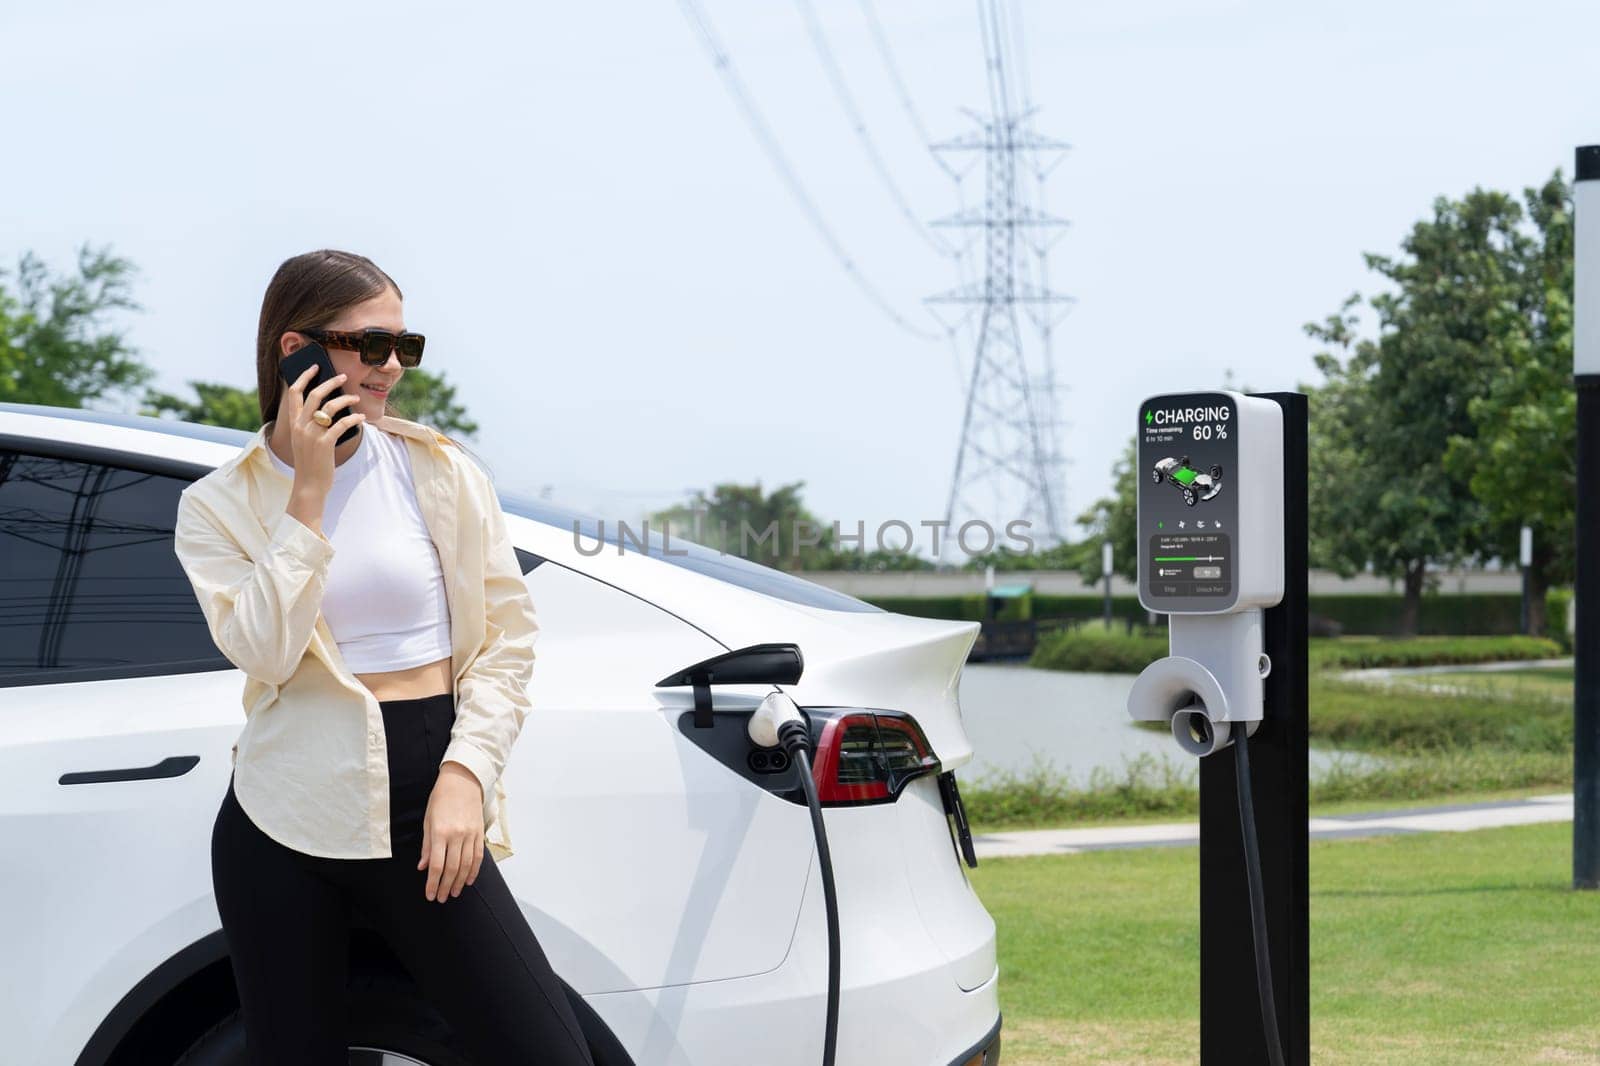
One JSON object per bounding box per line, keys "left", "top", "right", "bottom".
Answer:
{"left": 1575, "top": 144, "right": 1599, "bottom": 891}
{"left": 1200, "top": 392, "right": 1309, "bottom": 1064}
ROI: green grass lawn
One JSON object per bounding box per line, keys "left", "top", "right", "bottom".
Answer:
{"left": 969, "top": 823, "right": 1600, "bottom": 1065}
{"left": 1309, "top": 673, "right": 1571, "bottom": 752}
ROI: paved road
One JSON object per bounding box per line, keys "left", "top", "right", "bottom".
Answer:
{"left": 972, "top": 793, "right": 1576, "bottom": 859}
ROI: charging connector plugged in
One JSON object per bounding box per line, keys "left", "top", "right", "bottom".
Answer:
{"left": 750, "top": 692, "right": 841, "bottom": 1066}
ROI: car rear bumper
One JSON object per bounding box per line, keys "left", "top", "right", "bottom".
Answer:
{"left": 945, "top": 1009, "right": 1002, "bottom": 1066}
{"left": 581, "top": 839, "right": 1001, "bottom": 1066}
{"left": 581, "top": 957, "right": 1001, "bottom": 1066}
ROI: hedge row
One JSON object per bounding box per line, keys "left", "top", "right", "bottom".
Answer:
{"left": 1308, "top": 635, "right": 1565, "bottom": 671}
{"left": 1028, "top": 631, "right": 1168, "bottom": 674}
{"left": 1028, "top": 631, "right": 1566, "bottom": 675}
{"left": 864, "top": 589, "right": 1572, "bottom": 644}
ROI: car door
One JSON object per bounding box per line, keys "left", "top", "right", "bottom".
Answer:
{"left": 0, "top": 442, "right": 243, "bottom": 1066}
{"left": 497, "top": 546, "right": 816, "bottom": 995}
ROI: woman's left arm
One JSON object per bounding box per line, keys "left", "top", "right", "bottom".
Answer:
{"left": 422, "top": 457, "right": 538, "bottom": 901}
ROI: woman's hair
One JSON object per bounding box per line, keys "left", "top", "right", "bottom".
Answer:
{"left": 254, "top": 249, "right": 404, "bottom": 426}
{"left": 253, "top": 248, "right": 482, "bottom": 463}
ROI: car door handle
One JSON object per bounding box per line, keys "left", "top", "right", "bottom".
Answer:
{"left": 59, "top": 755, "right": 201, "bottom": 786}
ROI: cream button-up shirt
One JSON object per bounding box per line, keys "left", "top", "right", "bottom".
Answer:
{"left": 172, "top": 414, "right": 537, "bottom": 861}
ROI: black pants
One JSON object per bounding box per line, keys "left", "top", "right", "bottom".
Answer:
{"left": 211, "top": 692, "right": 596, "bottom": 1066}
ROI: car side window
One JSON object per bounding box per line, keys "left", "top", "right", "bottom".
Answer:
{"left": 0, "top": 448, "right": 229, "bottom": 685}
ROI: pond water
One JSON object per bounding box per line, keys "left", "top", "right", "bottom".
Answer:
{"left": 953, "top": 663, "right": 1373, "bottom": 786}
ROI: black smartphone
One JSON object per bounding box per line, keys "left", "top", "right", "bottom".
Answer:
{"left": 277, "top": 341, "right": 362, "bottom": 446}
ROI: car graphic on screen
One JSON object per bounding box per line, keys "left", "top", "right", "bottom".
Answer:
{"left": 1151, "top": 455, "right": 1224, "bottom": 507}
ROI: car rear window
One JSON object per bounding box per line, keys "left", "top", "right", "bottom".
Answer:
{"left": 499, "top": 492, "right": 883, "bottom": 614}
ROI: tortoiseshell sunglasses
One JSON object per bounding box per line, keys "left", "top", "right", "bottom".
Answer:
{"left": 295, "top": 327, "right": 426, "bottom": 367}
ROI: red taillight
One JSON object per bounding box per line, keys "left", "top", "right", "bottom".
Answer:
{"left": 809, "top": 711, "right": 940, "bottom": 804}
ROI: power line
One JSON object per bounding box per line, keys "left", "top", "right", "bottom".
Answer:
{"left": 855, "top": 0, "right": 955, "bottom": 179}
{"left": 1003, "top": 0, "right": 1033, "bottom": 114}
{"left": 791, "top": 0, "right": 955, "bottom": 257}
{"left": 848, "top": 0, "right": 992, "bottom": 378}
{"left": 674, "top": 0, "right": 939, "bottom": 340}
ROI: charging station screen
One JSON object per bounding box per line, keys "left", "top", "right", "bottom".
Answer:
{"left": 1137, "top": 392, "right": 1241, "bottom": 613}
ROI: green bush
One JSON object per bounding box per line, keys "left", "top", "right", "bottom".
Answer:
{"left": 1029, "top": 628, "right": 1167, "bottom": 673}
{"left": 960, "top": 753, "right": 1197, "bottom": 827}
{"left": 1546, "top": 587, "right": 1574, "bottom": 650}
{"left": 878, "top": 590, "right": 1536, "bottom": 637}
{"left": 1032, "top": 594, "right": 1150, "bottom": 625}
{"left": 867, "top": 591, "right": 1035, "bottom": 622}
{"left": 1310, "top": 635, "right": 1563, "bottom": 671}
{"left": 866, "top": 594, "right": 985, "bottom": 620}
{"left": 1307, "top": 593, "right": 1525, "bottom": 636}
{"left": 1031, "top": 631, "right": 1562, "bottom": 676}
{"left": 992, "top": 591, "right": 1033, "bottom": 623}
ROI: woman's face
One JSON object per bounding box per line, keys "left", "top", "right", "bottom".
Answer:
{"left": 280, "top": 286, "right": 407, "bottom": 425}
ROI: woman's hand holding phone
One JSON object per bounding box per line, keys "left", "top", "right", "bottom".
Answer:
{"left": 282, "top": 364, "right": 364, "bottom": 537}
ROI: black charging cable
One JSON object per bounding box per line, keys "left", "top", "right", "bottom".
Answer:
{"left": 1233, "top": 728, "right": 1288, "bottom": 1066}
{"left": 777, "top": 716, "right": 840, "bottom": 1066}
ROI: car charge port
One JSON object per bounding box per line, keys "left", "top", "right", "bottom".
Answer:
{"left": 747, "top": 747, "right": 790, "bottom": 774}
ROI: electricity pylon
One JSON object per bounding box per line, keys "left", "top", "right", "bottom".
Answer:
{"left": 926, "top": 0, "right": 1072, "bottom": 565}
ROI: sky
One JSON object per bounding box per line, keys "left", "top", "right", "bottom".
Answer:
{"left": 5, "top": 0, "right": 1597, "bottom": 564}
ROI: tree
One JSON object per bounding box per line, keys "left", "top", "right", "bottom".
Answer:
{"left": 961, "top": 537, "right": 1088, "bottom": 574}
{"left": 143, "top": 367, "right": 480, "bottom": 438}
{"left": 1072, "top": 435, "right": 1138, "bottom": 585}
{"left": 142, "top": 380, "right": 260, "bottom": 430}
{"left": 823, "top": 546, "right": 936, "bottom": 572}
{"left": 0, "top": 244, "right": 154, "bottom": 408}
{"left": 651, "top": 481, "right": 837, "bottom": 572}
{"left": 386, "top": 368, "right": 479, "bottom": 437}
{"left": 1306, "top": 188, "right": 1530, "bottom": 633}
{"left": 1443, "top": 171, "right": 1576, "bottom": 633}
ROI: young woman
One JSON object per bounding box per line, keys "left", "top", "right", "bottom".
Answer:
{"left": 174, "top": 249, "right": 596, "bottom": 1066}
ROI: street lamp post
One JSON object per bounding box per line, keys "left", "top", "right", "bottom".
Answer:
{"left": 1102, "top": 541, "right": 1114, "bottom": 631}
{"left": 1574, "top": 144, "right": 1599, "bottom": 890}
{"left": 1520, "top": 526, "right": 1533, "bottom": 635}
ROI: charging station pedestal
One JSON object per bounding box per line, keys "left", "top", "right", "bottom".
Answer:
{"left": 1127, "top": 391, "right": 1309, "bottom": 1066}
{"left": 1200, "top": 393, "right": 1307, "bottom": 1066}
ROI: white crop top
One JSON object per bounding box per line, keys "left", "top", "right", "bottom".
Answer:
{"left": 266, "top": 427, "right": 453, "bottom": 673}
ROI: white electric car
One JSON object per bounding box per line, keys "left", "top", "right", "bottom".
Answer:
{"left": 0, "top": 402, "right": 1002, "bottom": 1066}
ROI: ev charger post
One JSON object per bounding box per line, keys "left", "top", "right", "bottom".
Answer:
{"left": 1575, "top": 144, "right": 1600, "bottom": 891}
{"left": 1127, "top": 390, "right": 1309, "bottom": 1064}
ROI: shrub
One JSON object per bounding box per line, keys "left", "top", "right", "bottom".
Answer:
{"left": 1029, "top": 628, "right": 1167, "bottom": 673}
{"left": 1031, "top": 632, "right": 1562, "bottom": 675}
{"left": 1310, "top": 635, "right": 1563, "bottom": 671}
{"left": 1546, "top": 587, "right": 1573, "bottom": 650}
{"left": 960, "top": 752, "right": 1198, "bottom": 827}
{"left": 878, "top": 591, "right": 1538, "bottom": 637}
